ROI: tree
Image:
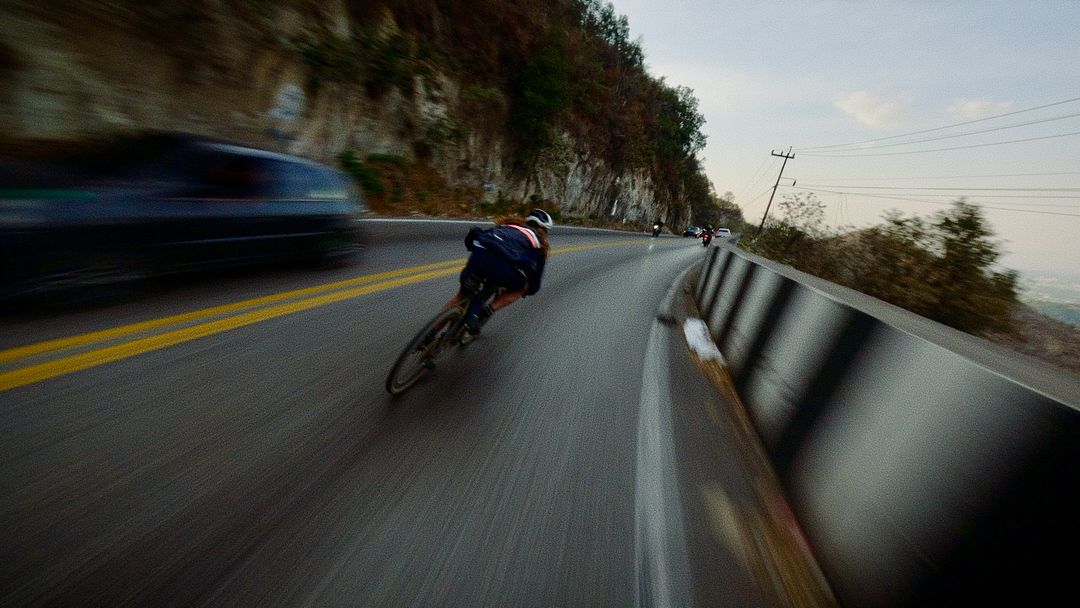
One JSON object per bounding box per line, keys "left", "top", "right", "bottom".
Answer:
{"left": 828, "top": 200, "right": 1017, "bottom": 333}
{"left": 509, "top": 32, "right": 572, "bottom": 171}
{"left": 741, "top": 192, "right": 828, "bottom": 265}
{"left": 926, "top": 200, "right": 1017, "bottom": 332}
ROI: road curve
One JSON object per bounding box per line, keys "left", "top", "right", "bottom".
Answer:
{"left": 0, "top": 222, "right": 808, "bottom": 607}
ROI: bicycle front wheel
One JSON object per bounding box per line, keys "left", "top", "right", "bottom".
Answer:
{"left": 385, "top": 306, "right": 465, "bottom": 395}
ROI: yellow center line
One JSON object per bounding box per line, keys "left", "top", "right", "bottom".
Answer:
{"left": 0, "top": 238, "right": 649, "bottom": 391}
{"left": 1, "top": 240, "right": 640, "bottom": 365}
{"left": 0, "top": 257, "right": 468, "bottom": 365}
{"left": 552, "top": 240, "right": 640, "bottom": 254}
{"left": 0, "top": 267, "right": 462, "bottom": 392}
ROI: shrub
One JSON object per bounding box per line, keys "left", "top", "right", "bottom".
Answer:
{"left": 297, "top": 34, "right": 362, "bottom": 91}
{"left": 509, "top": 33, "right": 573, "bottom": 169}
{"left": 362, "top": 31, "right": 416, "bottom": 98}
{"left": 366, "top": 153, "right": 408, "bottom": 168}
{"left": 423, "top": 115, "right": 465, "bottom": 147}
{"left": 827, "top": 202, "right": 1020, "bottom": 332}
{"left": 745, "top": 197, "right": 1018, "bottom": 334}
{"left": 743, "top": 193, "right": 829, "bottom": 270}
{"left": 338, "top": 150, "right": 385, "bottom": 193}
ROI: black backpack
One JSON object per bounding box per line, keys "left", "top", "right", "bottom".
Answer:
{"left": 466, "top": 225, "right": 542, "bottom": 273}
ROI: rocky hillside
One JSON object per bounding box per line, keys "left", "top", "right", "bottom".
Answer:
{"left": 0, "top": 0, "right": 715, "bottom": 228}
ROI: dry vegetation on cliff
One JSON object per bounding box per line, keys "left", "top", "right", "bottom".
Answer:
{"left": 0, "top": 0, "right": 730, "bottom": 228}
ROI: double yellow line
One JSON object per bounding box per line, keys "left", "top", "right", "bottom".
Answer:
{"left": 0, "top": 260, "right": 466, "bottom": 392}
{"left": 0, "top": 240, "right": 640, "bottom": 392}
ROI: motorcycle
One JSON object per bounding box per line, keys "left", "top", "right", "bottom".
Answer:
{"left": 701, "top": 230, "right": 713, "bottom": 247}
{"left": 652, "top": 224, "right": 662, "bottom": 237}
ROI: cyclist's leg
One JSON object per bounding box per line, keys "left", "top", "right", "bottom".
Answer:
{"left": 471, "top": 287, "right": 525, "bottom": 332}
{"left": 448, "top": 252, "right": 488, "bottom": 309}
{"left": 445, "top": 290, "right": 465, "bottom": 309}
{"left": 490, "top": 287, "right": 526, "bottom": 311}
{"left": 461, "top": 250, "right": 526, "bottom": 330}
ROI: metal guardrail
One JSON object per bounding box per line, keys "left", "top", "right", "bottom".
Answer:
{"left": 694, "top": 244, "right": 1080, "bottom": 608}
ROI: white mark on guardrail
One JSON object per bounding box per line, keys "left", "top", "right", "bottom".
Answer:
{"left": 683, "top": 318, "right": 723, "bottom": 362}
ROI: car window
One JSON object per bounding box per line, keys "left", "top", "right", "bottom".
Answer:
{"left": 261, "top": 161, "right": 349, "bottom": 200}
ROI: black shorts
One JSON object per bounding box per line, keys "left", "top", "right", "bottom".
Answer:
{"left": 460, "top": 248, "right": 527, "bottom": 292}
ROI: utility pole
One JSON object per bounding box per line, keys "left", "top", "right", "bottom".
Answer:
{"left": 756, "top": 147, "right": 795, "bottom": 235}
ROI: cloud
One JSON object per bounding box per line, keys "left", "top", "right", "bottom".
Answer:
{"left": 835, "top": 91, "right": 908, "bottom": 128}
{"left": 947, "top": 98, "right": 1013, "bottom": 121}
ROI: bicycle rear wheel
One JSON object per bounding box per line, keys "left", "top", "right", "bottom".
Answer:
{"left": 385, "top": 306, "right": 465, "bottom": 395}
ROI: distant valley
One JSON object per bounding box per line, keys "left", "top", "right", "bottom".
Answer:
{"left": 1026, "top": 300, "right": 1080, "bottom": 326}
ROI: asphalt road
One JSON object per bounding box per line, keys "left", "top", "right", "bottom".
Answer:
{"left": 0, "top": 221, "right": 826, "bottom": 607}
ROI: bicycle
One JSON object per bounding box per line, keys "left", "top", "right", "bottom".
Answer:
{"left": 385, "top": 272, "right": 501, "bottom": 395}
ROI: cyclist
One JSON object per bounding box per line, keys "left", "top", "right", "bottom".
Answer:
{"left": 447, "top": 208, "right": 553, "bottom": 338}
{"left": 701, "top": 225, "right": 713, "bottom": 247}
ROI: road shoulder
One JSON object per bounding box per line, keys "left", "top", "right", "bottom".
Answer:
{"left": 661, "top": 264, "right": 838, "bottom": 607}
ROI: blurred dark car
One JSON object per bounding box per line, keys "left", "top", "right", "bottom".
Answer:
{"left": 683, "top": 226, "right": 702, "bottom": 237}
{"left": 1, "top": 133, "right": 366, "bottom": 302}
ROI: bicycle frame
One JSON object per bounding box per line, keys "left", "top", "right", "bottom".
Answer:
{"left": 385, "top": 272, "right": 500, "bottom": 394}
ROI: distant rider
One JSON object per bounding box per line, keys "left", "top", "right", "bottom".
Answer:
{"left": 447, "top": 208, "right": 553, "bottom": 337}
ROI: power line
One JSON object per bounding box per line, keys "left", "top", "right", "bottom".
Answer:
{"left": 808, "top": 188, "right": 1080, "bottom": 216}
{"left": 788, "top": 191, "right": 1080, "bottom": 203}
{"left": 749, "top": 186, "right": 775, "bottom": 203}
{"left": 745, "top": 186, "right": 775, "bottom": 206}
{"left": 808, "top": 171, "right": 1080, "bottom": 181}
{"left": 795, "top": 95, "right": 1080, "bottom": 152}
{"left": 792, "top": 186, "right": 1080, "bottom": 217}
{"left": 796, "top": 112, "right": 1080, "bottom": 153}
{"left": 784, "top": 189, "right": 1080, "bottom": 205}
{"left": 740, "top": 156, "right": 779, "bottom": 206}
{"left": 798, "top": 129, "right": 1080, "bottom": 157}
{"left": 741, "top": 155, "right": 771, "bottom": 194}
{"left": 740, "top": 186, "right": 778, "bottom": 215}
{"left": 799, "top": 185, "right": 1080, "bottom": 192}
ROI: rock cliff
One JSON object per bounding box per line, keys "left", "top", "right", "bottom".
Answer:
{"left": 0, "top": 1, "right": 674, "bottom": 226}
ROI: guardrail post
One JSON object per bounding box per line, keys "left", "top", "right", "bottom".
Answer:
{"left": 771, "top": 310, "right": 877, "bottom": 480}
{"left": 694, "top": 247, "right": 720, "bottom": 303}
{"left": 714, "top": 263, "right": 759, "bottom": 352}
{"left": 732, "top": 277, "right": 796, "bottom": 395}
{"left": 699, "top": 249, "right": 734, "bottom": 323}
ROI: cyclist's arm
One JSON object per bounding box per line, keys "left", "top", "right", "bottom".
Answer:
{"left": 525, "top": 253, "right": 546, "bottom": 296}
{"left": 465, "top": 227, "right": 482, "bottom": 250}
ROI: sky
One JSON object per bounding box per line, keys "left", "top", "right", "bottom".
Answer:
{"left": 608, "top": 0, "right": 1080, "bottom": 304}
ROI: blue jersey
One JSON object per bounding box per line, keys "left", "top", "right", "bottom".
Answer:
{"left": 466, "top": 224, "right": 547, "bottom": 295}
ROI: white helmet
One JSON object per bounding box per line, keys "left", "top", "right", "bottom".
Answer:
{"left": 525, "top": 208, "right": 554, "bottom": 231}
